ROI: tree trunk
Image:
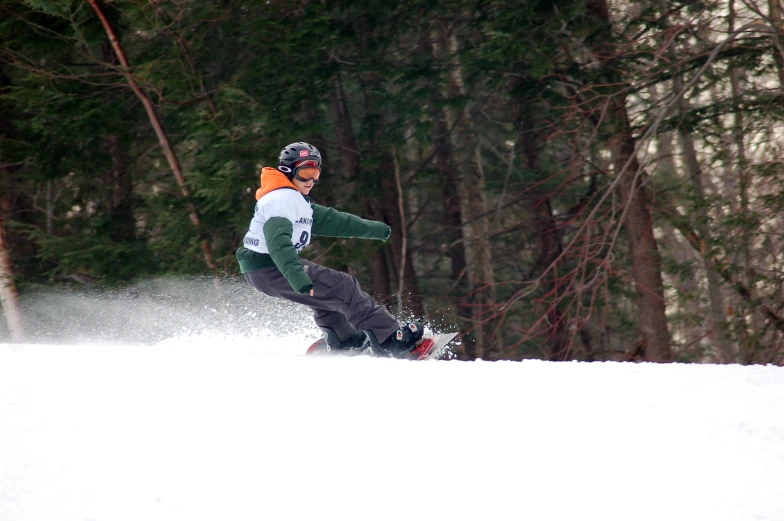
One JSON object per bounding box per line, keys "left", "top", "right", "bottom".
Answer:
{"left": 379, "top": 156, "right": 426, "bottom": 319}
{"left": 328, "top": 75, "right": 391, "bottom": 302}
{"left": 767, "top": 0, "right": 784, "bottom": 87}
{"left": 728, "top": 0, "right": 763, "bottom": 364}
{"left": 514, "top": 96, "right": 572, "bottom": 360}
{"left": 0, "top": 194, "right": 24, "bottom": 342}
{"left": 101, "top": 38, "right": 135, "bottom": 244}
{"left": 650, "top": 83, "right": 696, "bottom": 348}
{"left": 586, "top": 0, "right": 672, "bottom": 361}
{"left": 432, "top": 110, "right": 473, "bottom": 358}
{"left": 0, "top": 73, "right": 26, "bottom": 342}
{"left": 328, "top": 75, "right": 360, "bottom": 177}
{"left": 610, "top": 133, "right": 672, "bottom": 361}
{"left": 432, "top": 23, "right": 497, "bottom": 359}
{"left": 365, "top": 199, "right": 393, "bottom": 305}
{"left": 355, "top": 72, "right": 426, "bottom": 318}
{"left": 105, "top": 134, "right": 135, "bottom": 243}
{"left": 677, "top": 123, "right": 735, "bottom": 362}
{"left": 659, "top": 203, "right": 784, "bottom": 343}
{"left": 659, "top": 0, "right": 734, "bottom": 362}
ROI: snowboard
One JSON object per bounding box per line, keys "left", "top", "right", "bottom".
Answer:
{"left": 305, "top": 332, "right": 458, "bottom": 360}
{"left": 407, "top": 332, "right": 459, "bottom": 360}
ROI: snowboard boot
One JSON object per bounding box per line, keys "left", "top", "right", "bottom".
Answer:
{"left": 320, "top": 327, "right": 368, "bottom": 352}
{"left": 376, "top": 321, "right": 425, "bottom": 358}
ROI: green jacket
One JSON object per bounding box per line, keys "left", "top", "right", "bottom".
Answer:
{"left": 236, "top": 203, "right": 391, "bottom": 293}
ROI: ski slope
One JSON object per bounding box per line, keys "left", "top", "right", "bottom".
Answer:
{"left": 1, "top": 280, "right": 783, "bottom": 520}
{"left": 1, "top": 338, "right": 783, "bottom": 521}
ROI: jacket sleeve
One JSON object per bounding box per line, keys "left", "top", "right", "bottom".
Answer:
{"left": 263, "top": 217, "right": 314, "bottom": 294}
{"left": 311, "top": 203, "right": 391, "bottom": 241}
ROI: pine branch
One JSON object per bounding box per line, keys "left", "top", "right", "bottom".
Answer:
{"left": 87, "top": 0, "right": 217, "bottom": 271}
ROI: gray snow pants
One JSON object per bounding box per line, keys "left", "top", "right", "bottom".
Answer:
{"left": 243, "top": 259, "right": 399, "bottom": 343}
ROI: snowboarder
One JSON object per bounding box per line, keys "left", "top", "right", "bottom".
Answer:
{"left": 236, "top": 141, "right": 423, "bottom": 356}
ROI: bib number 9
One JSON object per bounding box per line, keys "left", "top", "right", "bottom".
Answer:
{"left": 294, "top": 231, "right": 309, "bottom": 251}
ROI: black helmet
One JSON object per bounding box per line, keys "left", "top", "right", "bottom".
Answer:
{"left": 278, "top": 142, "right": 322, "bottom": 178}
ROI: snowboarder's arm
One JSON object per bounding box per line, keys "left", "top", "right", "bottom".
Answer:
{"left": 263, "top": 217, "right": 314, "bottom": 294}
{"left": 311, "top": 204, "right": 391, "bottom": 241}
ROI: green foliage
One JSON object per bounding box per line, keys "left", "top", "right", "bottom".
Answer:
{"left": 3, "top": 0, "right": 784, "bottom": 362}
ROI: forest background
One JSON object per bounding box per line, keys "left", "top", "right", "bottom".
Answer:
{"left": 2, "top": 0, "right": 784, "bottom": 364}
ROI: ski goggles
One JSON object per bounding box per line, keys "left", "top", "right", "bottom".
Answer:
{"left": 293, "top": 159, "right": 321, "bottom": 184}
{"left": 294, "top": 172, "right": 318, "bottom": 185}
{"left": 293, "top": 171, "right": 320, "bottom": 184}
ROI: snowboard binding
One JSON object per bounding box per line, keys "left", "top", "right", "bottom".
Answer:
{"left": 304, "top": 327, "right": 370, "bottom": 356}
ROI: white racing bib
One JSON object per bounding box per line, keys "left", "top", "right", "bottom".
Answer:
{"left": 242, "top": 188, "right": 314, "bottom": 254}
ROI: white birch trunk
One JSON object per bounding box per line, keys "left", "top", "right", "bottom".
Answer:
{"left": 731, "top": 0, "right": 764, "bottom": 361}
{"left": 659, "top": 0, "right": 735, "bottom": 362}
{"left": 0, "top": 219, "right": 24, "bottom": 342}
{"left": 433, "top": 26, "right": 497, "bottom": 358}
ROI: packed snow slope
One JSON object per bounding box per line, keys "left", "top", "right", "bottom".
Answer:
{"left": 1, "top": 278, "right": 783, "bottom": 521}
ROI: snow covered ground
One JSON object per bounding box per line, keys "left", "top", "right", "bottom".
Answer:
{"left": 1, "top": 279, "right": 783, "bottom": 520}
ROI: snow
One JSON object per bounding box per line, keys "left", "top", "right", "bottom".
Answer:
{"left": 1, "top": 280, "right": 783, "bottom": 520}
